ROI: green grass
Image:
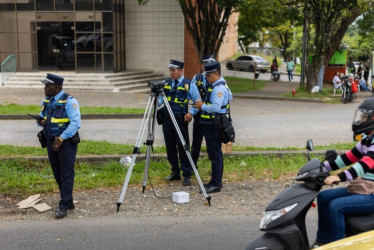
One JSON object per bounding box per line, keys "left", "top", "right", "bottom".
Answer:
{"left": 225, "top": 76, "right": 265, "bottom": 93}
{"left": 0, "top": 153, "right": 314, "bottom": 196}
{"left": 0, "top": 103, "right": 145, "bottom": 115}
{"left": 281, "top": 85, "right": 343, "bottom": 104}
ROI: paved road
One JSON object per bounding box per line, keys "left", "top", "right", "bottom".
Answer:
{"left": 0, "top": 97, "right": 360, "bottom": 148}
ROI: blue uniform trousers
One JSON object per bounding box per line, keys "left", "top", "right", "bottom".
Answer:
{"left": 191, "top": 113, "right": 204, "bottom": 167}
{"left": 201, "top": 124, "right": 223, "bottom": 187}
{"left": 46, "top": 139, "right": 77, "bottom": 210}
{"left": 162, "top": 118, "right": 192, "bottom": 177}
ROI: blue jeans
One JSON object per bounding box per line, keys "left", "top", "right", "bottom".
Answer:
{"left": 287, "top": 70, "right": 293, "bottom": 81}
{"left": 316, "top": 187, "right": 374, "bottom": 243}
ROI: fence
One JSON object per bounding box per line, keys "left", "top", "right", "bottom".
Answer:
{"left": 1, "top": 54, "right": 16, "bottom": 86}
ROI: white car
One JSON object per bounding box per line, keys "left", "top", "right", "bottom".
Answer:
{"left": 226, "top": 55, "right": 270, "bottom": 73}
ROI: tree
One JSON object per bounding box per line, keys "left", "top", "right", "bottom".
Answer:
{"left": 139, "top": 0, "right": 243, "bottom": 61}
{"left": 283, "top": 0, "right": 374, "bottom": 91}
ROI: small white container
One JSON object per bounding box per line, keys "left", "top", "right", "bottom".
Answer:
{"left": 172, "top": 191, "right": 189, "bottom": 204}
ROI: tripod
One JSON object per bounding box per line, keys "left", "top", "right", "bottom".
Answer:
{"left": 117, "top": 83, "right": 211, "bottom": 212}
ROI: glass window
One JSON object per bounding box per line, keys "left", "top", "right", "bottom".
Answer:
{"left": 36, "top": 0, "right": 54, "bottom": 11}
{"left": 56, "top": 0, "right": 73, "bottom": 11}
{"left": 77, "top": 53, "right": 94, "bottom": 72}
{"left": 95, "top": 33, "right": 102, "bottom": 52}
{"left": 102, "top": 12, "right": 112, "bottom": 32}
{"left": 76, "top": 0, "right": 93, "bottom": 11}
{"left": 96, "top": 53, "right": 102, "bottom": 71}
{"left": 17, "top": 12, "right": 36, "bottom": 32}
{"left": 0, "top": 33, "right": 17, "bottom": 52}
{"left": 75, "top": 33, "right": 94, "bottom": 52}
{"left": 17, "top": 0, "right": 35, "bottom": 11}
{"left": 0, "top": 0, "right": 15, "bottom": 11}
{"left": 102, "top": 33, "right": 112, "bottom": 52}
{"left": 76, "top": 22, "right": 94, "bottom": 32}
{"left": 103, "top": 53, "right": 113, "bottom": 71}
{"left": 95, "top": 0, "right": 112, "bottom": 11}
{"left": 0, "top": 12, "right": 16, "bottom": 32}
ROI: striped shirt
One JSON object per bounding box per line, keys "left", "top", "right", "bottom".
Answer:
{"left": 324, "top": 135, "right": 374, "bottom": 182}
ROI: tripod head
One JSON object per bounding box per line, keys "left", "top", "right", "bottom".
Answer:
{"left": 148, "top": 80, "right": 165, "bottom": 93}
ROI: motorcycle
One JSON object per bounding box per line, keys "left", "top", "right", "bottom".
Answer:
{"left": 245, "top": 139, "right": 374, "bottom": 250}
{"left": 341, "top": 75, "right": 358, "bottom": 104}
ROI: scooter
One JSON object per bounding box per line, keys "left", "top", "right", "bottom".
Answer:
{"left": 341, "top": 75, "right": 358, "bottom": 104}
{"left": 245, "top": 139, "right": 374, "bottom": 250}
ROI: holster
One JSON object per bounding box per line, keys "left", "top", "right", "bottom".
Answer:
{"left": 214, "top": 114, "right": 235, "bottom": 144}
{"left": 37, "top": 130, "right": 47, "bottom": 148}
{"left": 71, "top": 132, "right": 81, "bottom": 145}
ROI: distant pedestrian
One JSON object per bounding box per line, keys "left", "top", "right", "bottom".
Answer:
{"left": 364, "top": 62, "right": 370, "bottom": 83}
{"left": 272, "top": 55, "right": 278, "bottom": 68}
{"left": 357, "top": 62, "right": 363, "bottom": 79}
{"left": 286, "top": 57, "right": 295, "bottom": 81}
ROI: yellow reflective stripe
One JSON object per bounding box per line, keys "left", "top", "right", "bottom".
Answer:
{"left": 167, "top": 96, "right": 171, "bottom": 101}
{"left": 51, "top": 118, "right": 70, "bottom": 123}
{"left": 177, "top": 87, "right": 186, "bottom": 90}
{"left": 44, "top": 99, "right": 50, "bottom": 103}
{"left": 57, "top": 100, "right": 67, "bottom": 104}
{"left": 173, "top": 98, "right": 188, "bottom": 103}
{"left": 201, "top": 114, "right": 215, "bottom": 119}
{"left": 164, "top": 86, "right": 171, "bottom": 90}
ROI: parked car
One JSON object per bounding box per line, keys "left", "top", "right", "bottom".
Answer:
{"left": 226, "top": 55, "right": 270, "bottom": 73}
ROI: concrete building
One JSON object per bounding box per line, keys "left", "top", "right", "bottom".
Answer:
{"left": 0, "top": 0, "right": 238, "bottom": 79}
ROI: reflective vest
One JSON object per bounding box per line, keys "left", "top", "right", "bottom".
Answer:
{"left": 163, "top": 78, "right": 191, "bottom": 115}
{"left": 42, "top": 93, "right": 71, "bottom": 138}
{"left": 200, "top": 81, "right": 229, "bottom": 124}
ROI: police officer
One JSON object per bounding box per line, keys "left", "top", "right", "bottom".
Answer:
{"left": 160, "top": 59, "right": 199, "bottom": 186}
{"left": 189, "top": 55, "right": 232, "bottom": 168}
{"left": 193, "top": 61, "right": 229, "bottom": 193}
{"left": 36, "top": 73, "right": 81, "bottom": 219}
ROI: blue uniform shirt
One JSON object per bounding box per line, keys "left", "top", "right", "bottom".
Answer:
{"left": 201, "top": 76, "right": 229, "bottom": 114}
{"left": 158, "top": 75, "right": 200, "bottom": 107}
{"left": 39, "top": 90, "right": 81, "bottom": 140}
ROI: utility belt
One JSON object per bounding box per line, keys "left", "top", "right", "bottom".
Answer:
{"left": 38, "top": 130, "right": 80, "bottom": 148}
{"left": 213, "top": 114, "right": 235, "bottom": 144}
{"left": 163, "top": 113, "right": 186, "bottom": 122}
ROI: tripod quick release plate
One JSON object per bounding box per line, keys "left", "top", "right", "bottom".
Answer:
{"left": 148, "top": 80, "right": 165, "bottom": 92}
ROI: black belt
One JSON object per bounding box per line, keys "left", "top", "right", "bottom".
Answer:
{"left": 164, "top": 114, "right": 185, "bottom": 121}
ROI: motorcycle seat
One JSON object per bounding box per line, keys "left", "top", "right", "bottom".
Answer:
{"left": 346, "top": 214, "right": 374, "bottom": 236}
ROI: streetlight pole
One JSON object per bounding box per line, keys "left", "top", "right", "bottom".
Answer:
{"left": 300, "top": 4, "right": 308, "bottom": 88}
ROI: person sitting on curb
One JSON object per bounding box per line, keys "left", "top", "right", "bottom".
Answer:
{"left": 270, "top": 61, "right": 280, "bottom": 81}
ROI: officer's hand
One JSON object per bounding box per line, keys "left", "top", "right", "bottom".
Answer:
{"left": 37, "top": 120, "right": 46, "bottom": 126}
{"left": 53, "top": 136, "right": 63, "bottom": 151}
{"left": 193, "top": 100, "right": 203, "bottom": 110}
{"left": 184, "top": 113, "right": 193, "bottom": 123}
{"left": 324, "top": 175, "right": 340, "bottom": 185}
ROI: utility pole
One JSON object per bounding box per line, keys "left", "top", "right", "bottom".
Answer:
{"left": 300, "top": 4, "right": 308, "bottom": 88}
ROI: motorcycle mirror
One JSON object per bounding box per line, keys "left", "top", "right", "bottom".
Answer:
{"left": 325, "top": 150, "right": 338, "bottom": 161}
{"left": 306, "top": 139, "right": 314, "bottom": 151}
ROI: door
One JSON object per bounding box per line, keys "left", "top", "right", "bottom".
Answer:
{"left": 36, "top": 13, "right": 75, "bottom": 71}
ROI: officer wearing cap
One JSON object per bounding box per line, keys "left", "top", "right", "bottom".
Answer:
{"left": 36, "top": 73, "right": 81, "bottom": 219}
{"left": 159, "top": 59, "right": 199, "bottom": 186}
{"left": 189, "top": 55, "right": 232, "bottom": 169}
{"left": 193, "top": 61, "right": 230, "bottom": 193}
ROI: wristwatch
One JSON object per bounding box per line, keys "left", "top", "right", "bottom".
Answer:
{"left": 58, "top": 136, "right": 64, "bottom": 142}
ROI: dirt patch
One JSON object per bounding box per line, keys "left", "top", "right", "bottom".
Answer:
{"left": 0, "top": 180, "right": 293, "bottom": 221}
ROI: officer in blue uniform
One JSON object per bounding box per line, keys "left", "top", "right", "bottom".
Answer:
{"left": 189, "top": 55, "right": 232, "bottom": 169}
{"left": 160, "top": 59, "right": 199, "bottom": 186}
{"left": 193, "top": 61, "right": 230, "bottom": 193}
{"left": 36, "top": 73, "right": 81, "bottom": 219}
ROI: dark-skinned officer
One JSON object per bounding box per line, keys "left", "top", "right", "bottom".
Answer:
{"left": 193, "top": 61, "right": 230, "bottom": 193}
{"left": 36, "top": 73, "right": 81, "bottom": 219}
{"left": 159, "top": 59, "right": 199, "bottom": 186}
{"left": 190, "top": 55, "right": 232, "bottom": 169}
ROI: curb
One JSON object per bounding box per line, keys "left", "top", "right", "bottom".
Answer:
{"left": 0, "top": 113, "right": 144, "bottom": 120}
{"left": 234, "top": 94, "right": 323, "bottom": 103}
{"left": 0, "top": 150, "right": 343, "bottom": 163}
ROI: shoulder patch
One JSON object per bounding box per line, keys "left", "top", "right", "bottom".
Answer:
{"left": 72, "top": 103, "right": 78, "bottom": 109}
{"left": 217, "top": 92, "right": 223, "bottom": 97}
{"left": 184, "top": 83, "right": 189, "bottom": 90}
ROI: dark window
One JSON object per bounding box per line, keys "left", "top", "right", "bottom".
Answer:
{"left": 36, "top": 0, "right": 54, "bottom": 11}
{"left": 77, "top": 53, "right": 94, "bottom": 72}
{"left": 102, "top": 12, "right": 113, "bottom": 32}
{"left": 102, "top": 33, "right": 113, "bottom": 52}
{"left": 237, "top": 56, "right": 245, "bottom": 60}
{"left": 0, "top": 1, "right": 15, "bottom": 11}
{"left": 56, "top": 0, "right": 73, "bottom": 11}
{"left": 76, "top": 33, "right": 95, "bottom": 52}
{"left": 75, "top": 0, "right": 93, "bottom": 10}
{"left": 17, "top": 0, "right": 35, "bottom": 11}
{"left": 76, "top": 22, "right": 94, "bottom": 32}
{"left": 104, "top": 53, "right": 113, "bottom": 71}
{"left": 95, "top": 33, "right": 102, "bottom": 52}
{"left": 96, "top": 53, "right": 102, "bottom": 71}
{"left": 95, "top": 0, "right": 112, "bottom": 11}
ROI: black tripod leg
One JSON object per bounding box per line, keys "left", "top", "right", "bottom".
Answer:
{"left": 161, "top": 92, "right": 211, "bottom": 206}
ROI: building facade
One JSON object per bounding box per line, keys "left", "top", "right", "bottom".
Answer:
{"left": 0, "top": 0, "right": 237, "bottom": 77}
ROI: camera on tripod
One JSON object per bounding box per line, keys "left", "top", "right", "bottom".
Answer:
{"left": 148, "top": 80, "right": 165, "bottom": 92}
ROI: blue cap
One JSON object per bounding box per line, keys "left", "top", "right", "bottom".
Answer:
{"left": 41, "top": 73, "right": 64, "bottom": 85}
{"left": 202, "top": 54, "right": 215, "bottom": 63}
{"left": 168, "top": 59, "right": 184, "bottom": 69}
{"left": 204, "top": 61, "right": 221, "bottom": 73}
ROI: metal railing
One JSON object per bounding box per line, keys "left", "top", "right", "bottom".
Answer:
{"left": 1, "top": 54, "right": 16, "bottom": 86}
